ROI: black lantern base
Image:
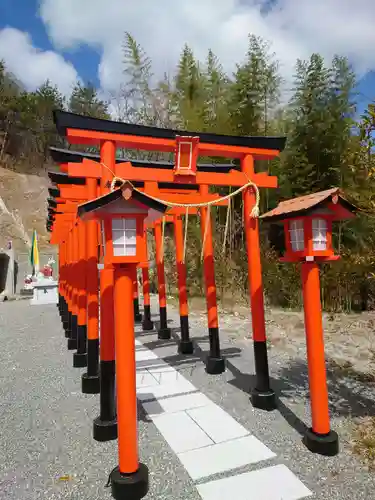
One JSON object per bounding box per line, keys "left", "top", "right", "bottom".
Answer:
{"left": 67, "top": 338, "right": 77, "bottom": 350}
{"left": 110, "top": 464, "right": 149, "bottom": 500}
{"left": 81, "top": 373, "right": 100, "bottom": 394}
{"left": 157, "top": 328, "right": 171, "bottom": 340}
{"left": 73, "top": 352, "right": 87, "bottom": 368}
{"left": 141, "top": 318, "right": 154, "bottom": 331}
{"left": 205, "top": 356, "right": 225, "bottom": 375}
{"left": 93, "top": 417, "right": 118, "bottom": 442}
{"left": 250, "top": 388, "right": 277, "bottom": 411}
{"left": 178, "top": 339, "right": 194, "bottom": 355}
{"left": 303, "top": 428, "right": 339, "bottom": 456}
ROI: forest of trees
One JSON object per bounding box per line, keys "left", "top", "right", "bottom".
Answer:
{"left": 1, "top": 32, "right": 375, "bottom": 312}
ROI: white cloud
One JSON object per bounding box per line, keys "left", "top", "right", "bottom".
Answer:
{"left": 0, "top": 27, "right": 79, "bottom": 95}
{"left": 39, "top": 0, "right": 375, "bottom": 95}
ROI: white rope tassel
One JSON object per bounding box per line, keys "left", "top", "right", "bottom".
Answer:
{"left": 249, "top": 184, "right": 260, "bottom": 218}
{"left": 222, "top": 195, "right": 231, "bottom": 255}
{"left": 183, "top": 207, "right": 189, "bottom": 264}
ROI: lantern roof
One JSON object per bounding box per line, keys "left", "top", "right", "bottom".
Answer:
{"left": 77, "top": 181, "right": 169, "bottom": 224}
{"left": 261, "top": 188, "right": 357, "bottom": 223}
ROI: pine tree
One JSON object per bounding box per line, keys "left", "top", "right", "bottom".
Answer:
{"left": 201, "top": 50, "right": 231, "bottom": 134}
{"left": 33, "top": 80, "right": 65, "bottom": 159}
{"left": 0, "top": 60, "right": 24, "bottom": 158}
{"left": 172, "top": 44, "right": 206, "bottom": 130}
{"left": 282, "top": 54, "right": 356, "bottom": 196}
{"left": 122, "top": 32, "right": 155, "bottom": 125}
{"left": 229, "top": 35, "right": 281, "bottom": 136}
{"left": 69, "top": 82, "right": 109, "bottom": 119}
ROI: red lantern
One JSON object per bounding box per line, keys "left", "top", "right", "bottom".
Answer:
{"left": 261, "top": 188, "right": 356, "bottom": 263}
{"left": 261, "top": 187, "right": 357, "bottom": 457}
{"left": 77, "top": 182, "right": 169, "bottom": 267}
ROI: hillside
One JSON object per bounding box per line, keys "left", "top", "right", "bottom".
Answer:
{"left": 0, "top": 163, "right": 50, "bottom": 253}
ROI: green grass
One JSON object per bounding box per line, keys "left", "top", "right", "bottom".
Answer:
{"left": 353, "top": 417, "right": 375, "bottom": 470}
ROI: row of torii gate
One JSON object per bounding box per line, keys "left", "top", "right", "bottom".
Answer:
{"left": 46, "top": 111, "right": 342, "bottom": 500}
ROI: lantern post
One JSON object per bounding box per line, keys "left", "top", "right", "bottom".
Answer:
{"left": 77, "top": 181, "right": 169, "bottom": 499}
{"left": 261, "top": 188, "right": 357, "bottom": 456}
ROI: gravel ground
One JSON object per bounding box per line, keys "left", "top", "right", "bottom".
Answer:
{"left": 0, "top": 300, "right": 200, "bottom": 500}
{"left": 164, "top": 296, "right": 375, "bottom": 499}
{"left": 1, "top": 296, "right": 375, "bottom": 499}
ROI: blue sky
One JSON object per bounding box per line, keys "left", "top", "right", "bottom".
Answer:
{"left": 0, "top": 0, "right": 100, "bottom": 87}
{"left": 0, "top": 0, "right": 374, "bottom": 117}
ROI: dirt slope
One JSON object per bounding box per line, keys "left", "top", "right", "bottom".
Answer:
{"left": 0, "top": 164, "right": 50, "bottom": 253}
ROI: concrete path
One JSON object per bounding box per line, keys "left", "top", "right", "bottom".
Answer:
{"left": 0, "top": 297, "right": 374, "bottom": 499}
{"left": 135, "top": 334, "right": 311, "bottom": 499}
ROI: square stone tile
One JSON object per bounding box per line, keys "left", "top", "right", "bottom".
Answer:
{"left": 187, "top": 404, "right": 249, "bottom": 443}
{"left": 197, "top": 464, "right": 312, "bottom": 500}
{"left": 178, "top": 435, "right": 276, "bottom": 480}
{"left": 151, "top": 411, "right": 214, "bottom": 454}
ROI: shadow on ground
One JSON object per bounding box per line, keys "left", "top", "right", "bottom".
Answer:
{"left": 226, "top": 356, "right": 375, "bottom": 436}
{"left": 136, "top": 323, "right": 241, "bottom": 371}
{"left": 136, "top": 311, "right": 375, "bottom": 435}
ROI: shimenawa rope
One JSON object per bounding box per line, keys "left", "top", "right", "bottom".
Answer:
{"left": 102, "top": 162, "right": 260, "bottom": 262}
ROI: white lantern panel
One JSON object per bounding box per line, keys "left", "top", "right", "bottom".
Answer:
{"left": 125, "top": 218, "right": 136, "bottom": 230}
{"left": 289, "top": 220, "right": 305, "bottom": 252}
{"left": 312, "top": 218, "right": 327, "bottom": 251}
{"left": 125, "top": 229, "right": 136, "bottom": 242}
{"left": 111, "top": 218, "right": 137, "bottom": 257}
{"left": 112, "top": 218, "right": 124, "bottom": 230}
{"left": 112, "top": 230, "right": 126, "bottom": 245}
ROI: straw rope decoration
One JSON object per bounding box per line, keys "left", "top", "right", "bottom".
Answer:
{"left": 222, "top": 192, "right": 231, "bottom": 256}
{"left": 103, "top": 162, "right": 260, "bottom": 262}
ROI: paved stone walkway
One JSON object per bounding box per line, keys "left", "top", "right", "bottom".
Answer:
{"left": 1, "top": 297, "right": 374, "bottom": 499}
{"left": 135, "top": 335, "right": 311, "bottom": 499}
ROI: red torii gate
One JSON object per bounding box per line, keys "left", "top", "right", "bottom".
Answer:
{"left": 50, "top": 110, "right": 286, "bottom": 412}
{"left": 47, "top": 158, "right": 233, "bottom": 443}
{"left": 48, "top": 155, "right": 230, "bottom": 356}
{"left": 50, "top": 147, "right": 231, "bottom": 367}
